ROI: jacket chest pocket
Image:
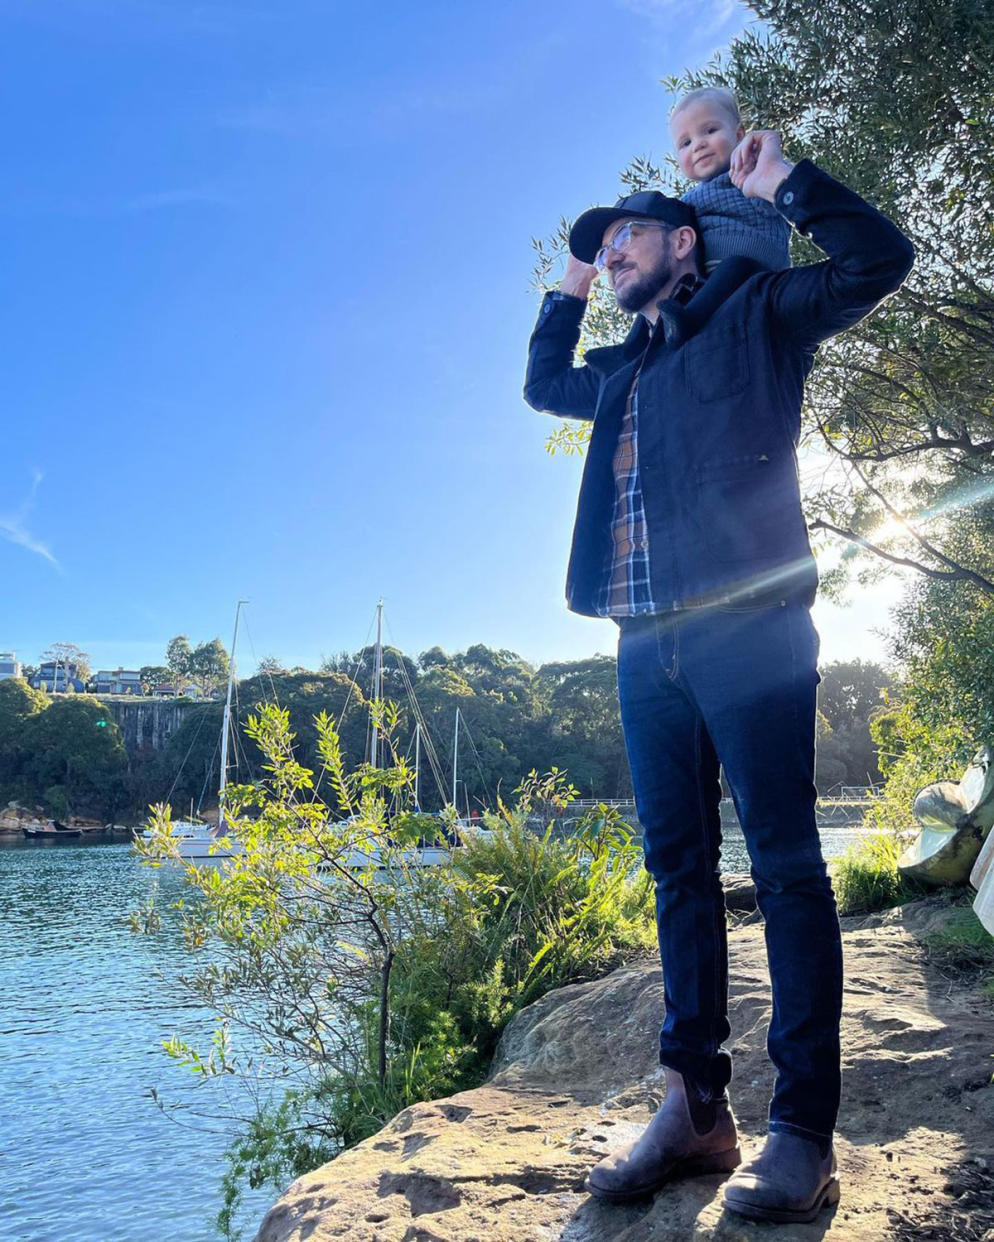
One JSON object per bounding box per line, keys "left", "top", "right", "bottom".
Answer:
{"left": 682, "top": 331, "right": 750, "bottom": 403}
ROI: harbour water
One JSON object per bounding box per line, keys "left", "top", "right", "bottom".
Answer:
{"left": 720, "top": 820, "right": 871, "bottom": 874}
{"left": 0, "top": 839, "right": 274, "bottom": 1242}
{"left": 0, "top": 823, "right": 871, "bottom": 1241}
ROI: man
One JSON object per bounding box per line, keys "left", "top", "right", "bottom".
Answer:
{"left": 523, "top": 130, "right": 913, "bottom": 1223}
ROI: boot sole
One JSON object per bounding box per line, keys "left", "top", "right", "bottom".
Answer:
{"left": 585, "top": 1146, "right": 742, "bottom": 1204}
{"left": 724, "top": 1176, "right": 841, "bottom": 1224}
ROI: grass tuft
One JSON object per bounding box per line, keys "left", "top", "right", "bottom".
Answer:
{"left": 924, "top": 907, "right": 994, "bottom": 973}
{"left": 832, "top": 831, "right": 926, "bottom": 916}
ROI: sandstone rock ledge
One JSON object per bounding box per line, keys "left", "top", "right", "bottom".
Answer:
{"left": 255, "top": 901, "right": 994, "bottom": 1242}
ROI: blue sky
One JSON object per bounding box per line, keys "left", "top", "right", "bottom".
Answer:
{"left": 0, "top": 0, "right": 901, "bottom": 676}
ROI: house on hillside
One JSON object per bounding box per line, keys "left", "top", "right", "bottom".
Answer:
{"left": 93, "top": 668, "right": 143, "bottom": 696}
{"left": 30, "top": 661, "right": 85, "bottom": 693}
{"left": 0, "top": 652, "right": 23, "bottom": 681}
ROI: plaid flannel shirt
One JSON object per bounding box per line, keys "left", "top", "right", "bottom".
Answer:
{"left": 595, "top": 274, "right": 703, "bottom": 618}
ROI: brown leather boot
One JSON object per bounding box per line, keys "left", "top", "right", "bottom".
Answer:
{"left": 723, "top": 1131, "right": 840, "bottom": 1223}
{"left": 584, "top": 1069, "right": 741, "bottom": 1204}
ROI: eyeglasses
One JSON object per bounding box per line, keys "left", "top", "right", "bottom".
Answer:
{"left": 594, "top": 220, "right": 671, "bottom": 271}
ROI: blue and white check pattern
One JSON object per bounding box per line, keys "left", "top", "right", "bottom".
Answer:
{"left": 595, "top": 274, "right": 705, "bottom": 618}
{"left": 595, "top": 377, "right": 661, "bottom": 617}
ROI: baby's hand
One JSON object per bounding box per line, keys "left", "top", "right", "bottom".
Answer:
{"left": 730, "top": 130, "right": 794, "bottom": 202}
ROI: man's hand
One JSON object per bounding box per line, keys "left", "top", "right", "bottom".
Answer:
{"left": 560, "top": 254, "right": 599, "bottom": 300}
{"left": 729, "top": 130, "right": 795, "bottom": 203}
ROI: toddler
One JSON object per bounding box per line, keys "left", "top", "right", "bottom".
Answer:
{"left": 670, "top": 86, "right": 790, "bottom": 272}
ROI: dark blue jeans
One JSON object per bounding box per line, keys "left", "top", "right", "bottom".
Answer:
{"left": 617, "top": 601, "right": 842, "bottom": 1143}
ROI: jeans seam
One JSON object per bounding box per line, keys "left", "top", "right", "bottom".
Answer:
{"left": 694, "top": 715, "right": 721, "bottom": 1062}
{"left": 660, "top": 618, "right": 680, "bottom": 681}
{"left": 786, "top": 605, "right": 804, "bottom": 781}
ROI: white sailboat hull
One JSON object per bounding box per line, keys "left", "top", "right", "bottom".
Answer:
{"left": 174, "top": 834, "right": 245, "bottom": 861}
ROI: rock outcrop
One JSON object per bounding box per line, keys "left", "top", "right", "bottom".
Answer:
{"left": 254, "top": 900, "right": 994, "bottom": 1242}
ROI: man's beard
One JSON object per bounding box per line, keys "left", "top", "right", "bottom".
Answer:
{"left": 614, "top": 252, "right": 674, "bottom": 314}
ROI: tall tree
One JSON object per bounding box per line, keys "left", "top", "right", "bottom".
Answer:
{"left": 139, "top": 665, "right": 169, "bottom": 694}
{"left": 536, "top": 656, "right": 630, "bottom": 798}
{"left": 816, "top": 660, "right": 894, "bottom": 787}
{"left": 42, "top": 641, "right": 91, "bottom": 685}
{"left": 817, "top": 661, "right": 893, "bottom": 735}
{"left": 166, "top": 635, "right": 193, "bottom": 683}
{"left": 188, "top": 638, "right": 230, "bottom": 697}
{"left": 256, "top": 655, "right": 285, "bottom": 676}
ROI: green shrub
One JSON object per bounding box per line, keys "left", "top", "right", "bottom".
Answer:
{"left": 135, "top": 713, "right": 654, "bottom": 1239}
{"left": 832, "top": 831, "right": 926, "bottom": 915}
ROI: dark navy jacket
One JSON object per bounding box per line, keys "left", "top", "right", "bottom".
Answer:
{"left": 524, "top": 161, "right": 914, "bottom": 617}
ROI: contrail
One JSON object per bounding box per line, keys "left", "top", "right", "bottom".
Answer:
{"left": 0, "top": 471, "right": 60, "bottom": 567}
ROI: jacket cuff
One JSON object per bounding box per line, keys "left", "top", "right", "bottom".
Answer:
{"left": 539, "top": 289, "right": 588, "bottom": 320}
{"left": 774, "top": 158, "right": 824, "bottom": 230}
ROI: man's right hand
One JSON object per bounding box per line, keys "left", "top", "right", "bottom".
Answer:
{"left": 560, "top": 255, "right": 599, "bottom": 300}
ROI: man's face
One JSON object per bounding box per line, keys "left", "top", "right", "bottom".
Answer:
{"left": 601, "top": 218, "right": 675, "bottom": 314}
{"left": 670, "top": 99, "right": 744, "bottom": 182}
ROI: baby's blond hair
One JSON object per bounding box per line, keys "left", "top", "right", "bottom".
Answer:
{"left": 670, "top": 86, "right": 741, "bottom": 129}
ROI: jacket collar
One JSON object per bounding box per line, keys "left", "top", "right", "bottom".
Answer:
{"left": 654, "top": 256, "right": 763, "bottom": 346}
{"left": 586, "top": 256, "right": 764, "bottom": 370}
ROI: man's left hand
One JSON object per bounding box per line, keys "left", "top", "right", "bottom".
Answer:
{"left": 730, "top": 130, "right": 795, "bottom": 203}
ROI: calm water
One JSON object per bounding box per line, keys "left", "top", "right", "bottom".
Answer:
{"left": 721, "top": 822, "right": 869, "bottom": 873}
{"left": 0, "top": 840, "right": 274, "bottom": 1242}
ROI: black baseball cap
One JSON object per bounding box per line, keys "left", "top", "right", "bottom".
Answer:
{"left": 569, "top": 190, "right": 697, "bottom": 264}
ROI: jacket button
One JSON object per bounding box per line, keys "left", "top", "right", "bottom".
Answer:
{"left": 783, "top": 191, "right": 794, "bottom": 205}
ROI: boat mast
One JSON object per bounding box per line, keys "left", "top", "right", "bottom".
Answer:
{"left": 414, "top": 722, "right": 421, "bottom": 809}
{"left": 217, "top": 599, "right": 246, "bottom": 831}
{"left": 370, "top": 599, "right": 383, "bottom": 769}
{"left": 451, "top": 707, "right": 459, "bottom": 809}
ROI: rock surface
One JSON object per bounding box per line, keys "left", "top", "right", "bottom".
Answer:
{"left": 254, "top": 899, "right": 994, "bottom": 1242}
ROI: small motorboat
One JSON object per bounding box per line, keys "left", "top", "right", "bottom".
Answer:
{"left": 22, "top": 820, "right": 83, "bottom": 840}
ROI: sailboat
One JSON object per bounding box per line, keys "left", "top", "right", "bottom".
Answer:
{"left": 171, "top": 602, "right": 247, "bottom": 863}
{"left": 340, "top": 602, "right": 483, "bottom": 870}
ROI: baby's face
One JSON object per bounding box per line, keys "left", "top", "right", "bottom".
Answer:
{"left": 670, "top": 99, "right": 744, "bottom": 181}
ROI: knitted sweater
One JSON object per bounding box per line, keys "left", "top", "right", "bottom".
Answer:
{"left": 682, "top": 171, "right": 791, "bottom": 271}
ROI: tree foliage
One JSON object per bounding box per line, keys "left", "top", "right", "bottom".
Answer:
{"left": 866, "top": 504, "right": 994, "bottom": 834}
{"left": 139, "top": 665, "right": 169, "bottom": 693}
{"left": 166, "top": 635, "right": 193, "bottom": 681}
{"left": 0, "top": 645, "right": 891, "bottom": 821}
{"left": 813, "top": 659, "right": 893, "bottom": 789}
{"left": 165, "top": 634, "right": 230, "bottom": 696}
{"left": 16, "top": 694, "right": 127, "bottom": 818}
{"left": 0, "top": 678, "right": 48, "bottom": 776}
{"left": 699, "top": 0, "right": 994, "bottom": 597}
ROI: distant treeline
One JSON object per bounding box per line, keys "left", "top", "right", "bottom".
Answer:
{"left": 0, "top": 646, "right": 891, "bottom": 821}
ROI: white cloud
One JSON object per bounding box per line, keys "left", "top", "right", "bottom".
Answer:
{"left": 0, "top": 471, "right": 60, "bottom": 568}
